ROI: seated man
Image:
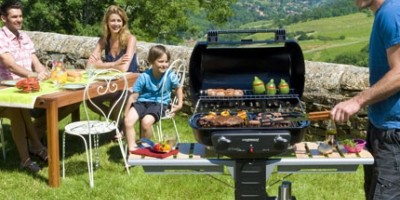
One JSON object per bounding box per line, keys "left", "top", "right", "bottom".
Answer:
{"left": 0, "top": 0, "right": 78, "bottom": 171}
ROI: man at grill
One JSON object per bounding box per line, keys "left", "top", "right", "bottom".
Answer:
{"left": 331, "top": 0, "right": 400, "bottom": 199}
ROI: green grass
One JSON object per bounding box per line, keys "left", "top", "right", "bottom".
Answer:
{"left": 0, "top": 113, "right": 365, "bottom": 200}
{"left": 242, "top": 12, "right": 373, "bottom": 62}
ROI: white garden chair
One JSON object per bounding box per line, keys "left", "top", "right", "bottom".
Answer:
{"left": 62, "top": 68, "right": 129, "bottom": 187}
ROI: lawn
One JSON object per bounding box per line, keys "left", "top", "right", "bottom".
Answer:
{"left": 0, "top": 113, "right": 366, "bottom": 200}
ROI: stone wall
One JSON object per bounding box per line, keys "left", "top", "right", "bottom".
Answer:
{"left": 27, "top": 31, "right": 370, "bottom": 138}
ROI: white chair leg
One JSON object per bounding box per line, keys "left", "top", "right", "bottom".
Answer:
{"left": 62, "top": 132, "right": 66, "bottom": 178}
{"left": 63, "top": 132, "right": 94, "bottom": 187}
{"left": 117, "top": 132, "right": 130, "bottom": 175}
{"left": 171, "top": 118, "right": 181, "bottom": 143}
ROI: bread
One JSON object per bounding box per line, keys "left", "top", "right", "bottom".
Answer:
{"left": 205, "top": 88, "right": 244, "bottom": 97}
{"left": 225, "top": 89, "right": 235, "bottom": 97}
{"left": 234, "top": 89, "right": 244, "bottom": 97}
{"left": 215, "top": 89, "right": 225, "bottom": 97}
{"left": 66, "top": 70, "right": 82, "bottom": 82}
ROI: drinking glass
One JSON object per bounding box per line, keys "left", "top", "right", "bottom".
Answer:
{"left": 163, "top": 133, "right": 177, "bottom": 149}
{"left": 86, "top": 64, "right": 95, "bottom": 79}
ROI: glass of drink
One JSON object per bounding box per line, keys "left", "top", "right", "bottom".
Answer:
{"left": 164, "top": 133, "right": 177, "bottom": 149}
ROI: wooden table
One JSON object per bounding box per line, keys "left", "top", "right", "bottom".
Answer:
{"left": 34, "top": 73, "right": 138, "bottom": 187}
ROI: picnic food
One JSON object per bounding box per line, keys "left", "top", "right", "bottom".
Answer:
{"left": 50, "top": 67, "right": 67, "bottom": 84}
{"left": 16, "top": 77, "right": 40, "bottom": 93}
{"left": 66, "top": 70, "right": 82, "bottom": 82}
{"left": 279, "top": 79, "right": 290, "bottom": 94}
{"left": 252, "top": 76, "right": 265, "bottom": 94}
{"left": 206, "top": 88, "right": 244, "bottom": 97}
{"left": 266, "top": 79, "right": 277, "bottom": 95}
{"left": 153, "top": 142, "right": 172, "bottom": 152}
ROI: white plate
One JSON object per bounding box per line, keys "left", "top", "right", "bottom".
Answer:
{"left": 95, "top": 75, "right": 119, "bottom": 81}
{"left": 62, "top": 83, "right": 86, "bottom": 90}
{"left": 0, "top": 80, "right": 18, "bottom": 86}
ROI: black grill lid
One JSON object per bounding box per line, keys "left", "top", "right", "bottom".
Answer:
{"left": 189, "top": 29, "right": 305, "bottom": 103}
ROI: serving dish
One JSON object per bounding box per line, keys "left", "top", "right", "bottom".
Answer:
{"left": 62, "top": 83, "right": 86, "bottom": 90}
{"left": 0, "top": 80, "right": 18, "bottom": 86}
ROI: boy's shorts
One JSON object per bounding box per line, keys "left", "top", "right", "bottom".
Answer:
{"left": 132, "top": 102, "right": 167, "bottom": 122}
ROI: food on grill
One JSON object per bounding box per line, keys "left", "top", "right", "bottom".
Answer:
{"left": 279, "top": 79, "right": 290, "bottom": 94}
{"left": 234, "top": 90, "right": 244, "bottom": 96}
{"left": 206, "top": 88, "right": 244, "bottom": 97}
{"left": 221, "top": 110, "right": 230, "bottom": 117}
{"left": 248, "top": 120, "right": 260, "bottom": 127}
{"left": 252, "top": 76, "right": 265, "bottom": 94}
{"left": 236, "top": 110, "right": 247, "bottom": 121}
{"left": 198, "top": 114, "right": 244, "bottom": 127}
{"left": 266, "top": 79, "right": 277, "bottom": 95}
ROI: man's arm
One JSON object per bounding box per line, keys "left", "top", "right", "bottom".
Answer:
{"left": 0, "top": 52, "right": 35, "bottom": 77}
{"left": 331, "top": 43, "right": 400, "bottom": 122}
{"left": 31, "top": 54, "right": 49, "bottom": 80}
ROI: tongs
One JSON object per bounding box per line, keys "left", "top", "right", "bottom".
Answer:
{"left": 307, "top": 110, "right": 331, "bottom": 121}
{"left": 278, "top": 110, "right": 331, "bottom": 122}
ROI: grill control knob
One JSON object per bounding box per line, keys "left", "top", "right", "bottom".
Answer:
{"left": 216, "top": 136, "right": 231, "bottom": 150}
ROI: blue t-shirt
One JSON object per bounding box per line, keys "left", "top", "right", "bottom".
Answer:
{"left": 133, "top": 68, "right": 180, "bottom": 105}
{"left": 368, "top": 0, "right": 400, "bottom": 129}
{"left": 105, "top": 38, "right": 138, "bottom": 73}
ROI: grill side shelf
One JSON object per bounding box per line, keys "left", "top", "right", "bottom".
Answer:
{"left": 295, "top": 142, "right": 371, "bottom": 159}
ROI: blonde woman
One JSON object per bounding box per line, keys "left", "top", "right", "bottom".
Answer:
{"left": 86, "top": 5, "right": 138, "bottom": 130}
{"left": 87, "top": 5, "right": 138, "bottom": 72}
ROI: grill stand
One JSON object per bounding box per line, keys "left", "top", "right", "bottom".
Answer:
{"left": 235, "top": 159, "right": 295, "bottom": 200}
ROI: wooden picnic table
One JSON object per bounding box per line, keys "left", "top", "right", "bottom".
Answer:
{"left": 32, "top": 72, "right": 138, "bottom": 187}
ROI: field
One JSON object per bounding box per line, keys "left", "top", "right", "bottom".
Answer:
{"left": 241, "top": 12, "right": 373, "bottom": 62}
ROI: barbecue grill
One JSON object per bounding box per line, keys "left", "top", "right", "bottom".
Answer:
{"left": 188, "top": 29, "right": 308, "bottom": 200}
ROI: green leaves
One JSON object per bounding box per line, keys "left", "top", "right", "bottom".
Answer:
{"left": 16, "top": 0, "right": 236, "bottom": 44}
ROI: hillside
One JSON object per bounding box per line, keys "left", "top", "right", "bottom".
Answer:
{"left": 239, "top": 12, "right": 373, "bottom": 65}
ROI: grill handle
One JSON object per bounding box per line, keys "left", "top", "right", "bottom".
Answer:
{"left": 207, "top": 29, "right": 286, "bottom": 44}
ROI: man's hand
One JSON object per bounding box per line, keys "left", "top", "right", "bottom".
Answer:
{"left": 331, "top": 98, "right": 361, "bottom": 123}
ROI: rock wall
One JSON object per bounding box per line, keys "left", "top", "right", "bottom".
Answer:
{"left": 27, "top": 31, "right": 370, "bottom": 138}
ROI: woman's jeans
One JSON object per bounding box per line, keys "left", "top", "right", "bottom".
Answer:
{"left": 364, "top": 122, "right": 400, "bottom": 200}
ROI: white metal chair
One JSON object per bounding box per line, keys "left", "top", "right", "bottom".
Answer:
{"left": 62, "top": 68, "right": 129, "bottom": 187}
{"left": 153, "top": 59, "right": 187, "bottom": 144}
{"left": 0, "top": 119, "right": 5, "bottom": 160}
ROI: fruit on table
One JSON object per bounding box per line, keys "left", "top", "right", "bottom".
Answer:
{"left": 266, "top": 79, "right": 277, "bottom": 95}
{"left": 278, "top": 79, "right": 290, "bottom": 94}
{"left": 153, "top": 142, "right": 172, "bottom": 152}
{"left": 50, "top": 65, "right": 67, "bottom": 84}
{"left": 16, "top": 77, "right": 40, "bottom": 93}
{"left": 252, "top": 76, "right": 265, "bottom": 94}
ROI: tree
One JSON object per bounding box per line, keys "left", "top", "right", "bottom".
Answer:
{"left": 13, "top": 0, "right": 236, "bottom": 44}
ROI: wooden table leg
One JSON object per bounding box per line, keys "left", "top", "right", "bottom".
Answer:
{"left": 46, "top": 100, "right": 60, "bottom": 187}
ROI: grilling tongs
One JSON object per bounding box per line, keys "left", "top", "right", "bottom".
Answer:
{"left": 307, "top": 110, "right": 331, "bottom": 121}
{"left": 282, "top": 110, "right": 331, "bottom": 122}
